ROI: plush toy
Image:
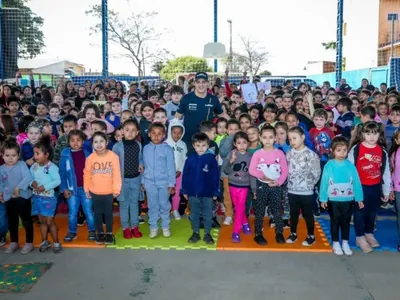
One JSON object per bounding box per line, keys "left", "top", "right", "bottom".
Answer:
{"left": 257, "top": 158, "right": 281, "bottom": 181}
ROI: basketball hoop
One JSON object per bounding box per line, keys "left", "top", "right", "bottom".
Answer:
{"left": 203, "top": 42, "right": 227, "bottom": 59}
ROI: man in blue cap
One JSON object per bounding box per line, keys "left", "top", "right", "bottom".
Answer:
{"left": 174, "top": 72, "right": 223, "bottom": 150}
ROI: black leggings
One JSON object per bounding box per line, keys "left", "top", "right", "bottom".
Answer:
{"left": 289, "top": 193, "right": 315, "bottom": 236}
{"left": 91, "top": 193, "right": 113, "bottom": 234}
{"left": 5, "top": 197, "right": 33, "bottom": 243}
{"left": 328, "top": 201, "right": 353, "bottom": 242}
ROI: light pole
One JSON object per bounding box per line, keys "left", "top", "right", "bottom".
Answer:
{"left": 102, "top": 0, "right": 108, "bottom": 78}
{"left": 213, "top": 0, "right": 218, "bottom": 72}
{"left": 227, "top": 19, "right": 233, "bottom": 71}
{"left": 335, "top": 0, "right": 344, "bottom": 88}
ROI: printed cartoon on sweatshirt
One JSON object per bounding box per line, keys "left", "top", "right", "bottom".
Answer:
{"left": 328, "top": 177, "right": 354, "bottom": 198}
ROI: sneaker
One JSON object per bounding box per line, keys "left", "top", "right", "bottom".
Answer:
{"left": 88, "top": 231, "right": 96, "bottom": 241}
{"left": 286, "top": 233, "right": 298, "bottom": 244}
{"left": 275, "top": 233, "right": 285, "bottom": 244}
{"left": 173, "top": 210, "right": 181, "bottom": 220}
{"left": 269, "top": 219, "right": 276, "bottom": 229}
{"left": 223, "top": 217, "right": 232, "bottom": 225}
{"left": 188, "top": 232, "right": 201, "bottom": 244}
{"left": 4, "top": 242, "right": 19, "bottom": 254}
{"left": 105, "top": 234, "right": 115, "bottom": 245}
{"left": 332, "top": 242, "right": 343, "bottom": 256}
{"left": 20, "top": 243, "right": 34, "bottom": 255}
{"left": 53, "top": 242, "right": 62, "bottom": 254}
{"left": 39, "top": 240, "right": 51, "bottom": 252}
{"left": 0, "top": 236, "right": 6, "bottom": 247}
{"left": 131, "top": 227, "right": 143, "bottom": 238}
{"left": 77, "top": 215, "right": 86, "bottom": 227}
{"left": 138, "top": 216, "right": 145, "bottom": 225}
{"left": 232, "top": 233, "right": 240, "bottom": 243}
{"left": 95, "top": 233, "right": 105, "bottom": 245}
{"left": 162, "top": 228, "right": 171, "bottom": 238}
{"left": 212, "top": 217, "right": 221, "bottom": 228}
{"left": 283, "top": 219, "right": 290, "bottom": 229}
{"left": 242, "top": 223, "right": 252, "bottom": 235}
{"left": 123, "top": 228, "right": 133, "bottom": 239}
{"left": 203, "top": 233, "right": 215, "bottom": 245}
{"left": 365, "top": 233, "right": 380, "bottom": 248}
{"left": 149, "top": 228, "right": 158, "bottom": 239}
{"left": 380, "top": 202, "right": 388, "bottom": 209}
{"left": 302, "top": 235, "right": 316, "bottom": 247}
{"left": 356, "top": 236, "right": 373, "bottom": 253}
{"left": 342, "top": 242, "right": 353, "bottom": 256}
{"left": 64, "top": 232, "right": 77, "bottom": 242}
{"left": 254, "top": 234, "right": 268, "bottom": 245}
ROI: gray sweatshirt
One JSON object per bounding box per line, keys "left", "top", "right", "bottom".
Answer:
{"left": 223, "top": 150, "right": 256, "bottom": 192}
{"left": 219, "top": 135, "right": 234, "bottom": 178}
{"left": 0, "top": 161, "right": 33, "bottom": 201}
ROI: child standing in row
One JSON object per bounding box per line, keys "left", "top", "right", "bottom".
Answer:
{"left": 285, "top": 126, "right": 321, "bottom": 246}
{"left": 166, "top": 119, "right": 187, "bottom": 220}
{"left": 30, "top": 136, "right": 62, "bottom": 253}
{"left": 389, "top": 129, "right": 400, "bottom": 252}
{"left": 320, "top": 136, "right": 364, "bottom": 256}
{"left": 348, "top": 121, "right": 390, "bottom": 253}
{"left": 142, "top": 123, "right": 176, "bottom": 238}
{"left": 0, "top": 138, "right": 34, "bottom": 254}
{"left": 249, "top": 125, "right": 288, "bottom": 245}
{"left": 84, "top": 132, "right": 122, "bottom": 245}
{"left": 182, "top": 133, "right": 219, "bottom": 245}
{"left": 113, "top": 119, "right": 143, "bottom": 239}
{"left": 223, "top": 132, "right": 256, "bottom": 243}
{"left": 59, "top": 130, "right": 96, "bottom": 242}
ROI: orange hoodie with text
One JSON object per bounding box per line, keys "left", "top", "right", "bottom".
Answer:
{"left": 84, "top": 150, "right": 122, "bottom": 195}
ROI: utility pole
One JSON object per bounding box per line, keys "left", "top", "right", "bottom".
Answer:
{"left": 101, "top": 0, "right": 108, "bottom": 78}
{"left": 213, "top": 0, "right": 218, "bottom": 72}
{"left": 227, "top": 19, "right": 233, "bottom": 71}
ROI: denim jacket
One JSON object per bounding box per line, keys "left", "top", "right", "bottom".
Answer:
{"left": 59, "top": 147, "right": 91, "bottom": 195}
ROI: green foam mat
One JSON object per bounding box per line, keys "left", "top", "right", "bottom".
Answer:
{"left": 0, "top": 263, "right": 52, "bottom": 293}
{"left": 108, "top": 218, "right": 219, "bottom": 250}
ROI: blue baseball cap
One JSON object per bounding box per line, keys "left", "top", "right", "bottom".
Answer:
{"left": 195, "top": 72, "right": 208, "bottom": 81}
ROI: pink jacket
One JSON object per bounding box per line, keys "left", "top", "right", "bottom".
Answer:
{"left": 391, "top": 149, "right": 400, "bottom": 192}
{"left": 249, "top": 149, "right": 288, "bottom": 186}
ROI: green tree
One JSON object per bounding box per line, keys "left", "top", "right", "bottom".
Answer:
{"left": 221, "top": 52, "right": 247, "bottom": 73}
{"left": 151, "top": 61, "right": 166, "bottom": 75}
{"left": 322, "top": 41, "right": 337, "bottom": 50}
{"left": 259, "top": 70, "right": 272, "bottom": 76}
{"left": 3, "top": 0, "right": 45, "bottom": 58}
{"left": 160, "top": 56, "right": 212, "bottom": 80}
{"left": 86, "top": 6, "right": 169, "bottom": 78}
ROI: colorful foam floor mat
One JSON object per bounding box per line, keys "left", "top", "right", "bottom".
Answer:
{"left": 17, "top": 216, "right": 121, "bottom": 249}
{"left": 318, "top": 218, "right": 399, "bottom": 252}
{"left": 216, "top": 217, "right": 331, "bottom": 252}
{"left": 108, "top": 218, "right": 219, "bottom": 250}
{"left": 0, "top": 263, "right": 52, "bottom": 293}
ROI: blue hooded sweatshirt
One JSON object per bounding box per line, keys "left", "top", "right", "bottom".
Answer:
{"left": 181, "top": 152, "right": 219, "bottom": 198}
{"left": 142, "top": 142, "right": 176, "bottom": 187}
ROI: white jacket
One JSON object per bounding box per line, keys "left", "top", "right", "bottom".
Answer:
{"left": 166, "top": 119, "right": 187, "bottom": 172}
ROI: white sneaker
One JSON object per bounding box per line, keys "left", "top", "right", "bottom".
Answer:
{"left": 162, "top": 228, "right": 171, "bottom": 238}
{"left": 173, "top": 210, "right": 181, "bottom": 220}
{"left": 223, "top": 217, "right": 232, "bottom": 225}
{"left": 332, "top": 242, "right": 343, "bottom": 256}
{"left": 149, "top": 229, "right": 158, "bottom": 239}
{"left": 342, "top": 242, "right": 353, "bottom": 256}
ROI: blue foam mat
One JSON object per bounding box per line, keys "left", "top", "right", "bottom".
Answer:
{"left": 318, "top": 218, "right": 399, "bottom": 252}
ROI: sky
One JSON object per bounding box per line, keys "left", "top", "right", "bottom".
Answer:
{"left": 26, "top": 0, "right": 342, "bottom": 76}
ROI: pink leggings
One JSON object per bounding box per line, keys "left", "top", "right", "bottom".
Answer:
{"left": 172, "top": 174, "right": 182, "bottom": 210}
{"left": 229, "top": 186, "right": 249, "bottom": 234}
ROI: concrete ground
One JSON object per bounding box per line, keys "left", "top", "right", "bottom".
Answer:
{"left": 0, "top": 248, "right": 398, "bottom": 300}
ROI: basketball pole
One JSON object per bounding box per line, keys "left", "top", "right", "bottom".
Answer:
{"left": 213, "top": 0, "right": 218, "bottom": 72}
{"left": 102, "top": 0, "right": 109, "bottom": 78}
{"left": 335, "top": 0, "right": 344, "bottom": 87}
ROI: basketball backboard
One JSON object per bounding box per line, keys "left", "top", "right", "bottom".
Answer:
{"left": 203, "top": 42, "right": 227, "bottom": 59}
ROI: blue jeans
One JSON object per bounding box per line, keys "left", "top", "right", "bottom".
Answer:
{"left": 67, "top": 187, "right": 95, "bottom": 233}
{"left": 119, "top": 177, "right": 141, "bottom": 229}
{"left": 189, "top": 197, "right": 213, "bottom": 234}
{"left": 354, "top": 184, "right": 381, "bottom": 237}
{"left": 144, "top": 182, "right": 171, "bottom": 230}
{"left": 0, "top": 202, "right": 7, "bottom": 237}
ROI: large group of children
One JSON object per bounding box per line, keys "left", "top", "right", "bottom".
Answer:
{"left": 0, "top": 72, "right": 399, "bottom": 257}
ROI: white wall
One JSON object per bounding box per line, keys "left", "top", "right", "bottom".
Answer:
{"left": 343, "top": 0, "right": 380, "bottom": 70}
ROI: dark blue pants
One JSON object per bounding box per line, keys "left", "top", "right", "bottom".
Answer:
{"left": 354, "top": 184, "right": 381, "bottom": 237}
{"left": 189, "top": 197, "right": 213, "bottom": 234}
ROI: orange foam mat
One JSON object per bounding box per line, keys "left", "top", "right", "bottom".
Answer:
{"left": 18, "top": 215, "right": 121, "bottom": 249}
{"left": 216, "top": 217, "right": 331, "bottom": 253}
